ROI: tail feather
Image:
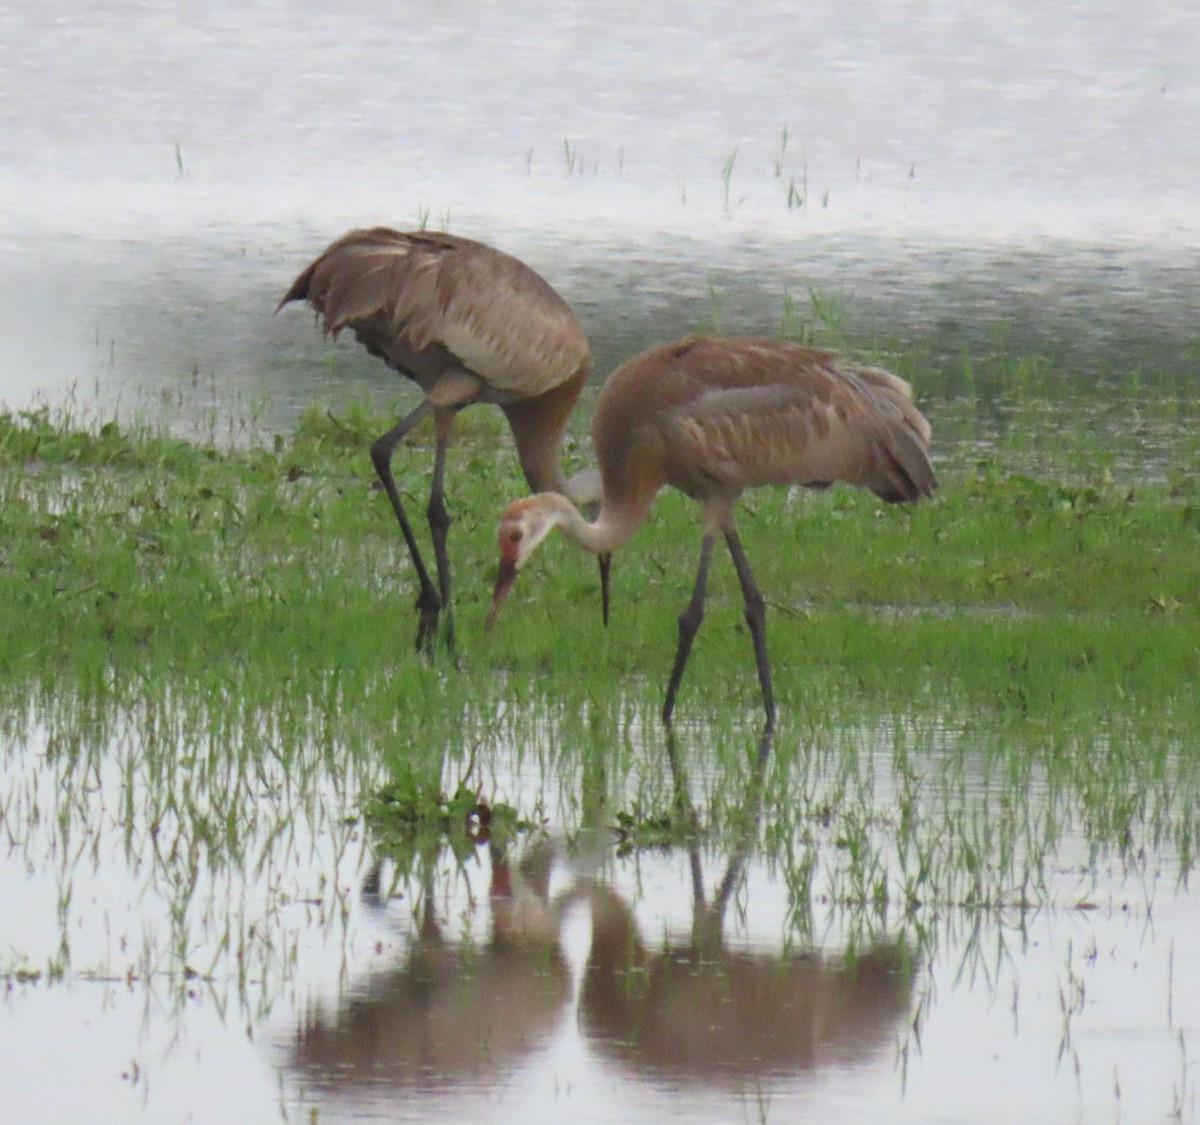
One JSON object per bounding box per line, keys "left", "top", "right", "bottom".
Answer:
{"left": 835, "top": 362, "right": 936, "bottom": 503}
{"left": 841, "top": 363, "right": 932, "bottom": 445}
{"left": 274, "top": 263, "right": 316, "bottom": 313}
{"left": 873, "top": 421, "right": 938, "bottom": 503}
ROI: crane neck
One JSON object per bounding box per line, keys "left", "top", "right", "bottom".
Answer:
{"left": 502, "top": 367, "right": 589, "bottom": 497}
{"left": 548, "top": 491, "right": 647, "bottom": 557}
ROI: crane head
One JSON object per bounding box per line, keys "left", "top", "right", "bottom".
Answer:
{"left": 485, "top": 495, "right": 568, "bottom": 632}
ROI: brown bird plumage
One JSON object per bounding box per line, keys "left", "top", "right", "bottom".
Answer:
{"left": 277, "top": 228, "right": 592, "bottom": 651}
{"left": 486, "top": 335, "right": 936, "bottom": 732}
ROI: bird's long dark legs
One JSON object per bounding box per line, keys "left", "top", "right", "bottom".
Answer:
{"left": 370, "top": 400, "right": 441, "bottom": 653}
{"left": 663, "top": 533, "right": 715, "bottom": 727}
{"left": 426, "top": 424, "right": 455, "bottom": 653}
{"left": 724, "top": 530, "right": 776, "bottom": 733}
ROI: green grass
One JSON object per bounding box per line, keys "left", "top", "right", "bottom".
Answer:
{"left": 2, "top": 400, "right": 1196, "bottom": 710}
{"left": 2, "top": 395, "right": 1199, "bottom": 946}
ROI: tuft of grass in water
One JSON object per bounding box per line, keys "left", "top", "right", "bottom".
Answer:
{"left": 721, "top": 148, "right": 737, "bottom": 211}
{"left": 779, "top": 285, "right": 845, "bottom": 345}
{"left": 611, "top": 803, "right": 698, "bottom": 853}
{"left": 0, "top": 404, "right": 197, "bottom": 468}
{"left": 364, "top": 762, "right": 534, "bottom": 873}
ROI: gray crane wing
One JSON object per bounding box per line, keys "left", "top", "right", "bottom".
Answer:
{"left": 279, "top": 229, "right": 589, "bottom": 397}
{"left": 655, "top": 339, "right": 935, "bottom": 503}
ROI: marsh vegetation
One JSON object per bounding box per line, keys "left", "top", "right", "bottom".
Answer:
{"left": 2, "top": 331, "right": 1199, "bottom": 1120}
{"left": 5, "top": 0, "right": 1200, "bottom": 1115}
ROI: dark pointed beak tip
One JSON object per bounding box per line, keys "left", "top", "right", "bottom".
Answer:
{"left": 486, "top": 558, "right": 518, "bottom": 633}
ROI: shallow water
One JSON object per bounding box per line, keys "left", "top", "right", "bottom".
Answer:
{"left": 4, "top": 3, "right": 1200, "bottom": 1120}
{"left": 3, "top": 0, "right": 1198, "bottom": 464}
{"left": 2, "top": 685, "right": 1198, "bottom": 1124}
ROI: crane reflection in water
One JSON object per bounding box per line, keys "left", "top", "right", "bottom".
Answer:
{"left": 288, "top": 734, "right": 914, "bottom": 1105}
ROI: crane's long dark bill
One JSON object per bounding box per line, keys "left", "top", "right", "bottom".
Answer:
{"left": 599, "top": 553, "right": 611, "bottom": 627}
{"left": 485, "top": 558, "right": 519, "bottom": 632}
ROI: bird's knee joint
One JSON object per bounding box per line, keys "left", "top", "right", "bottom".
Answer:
{"left": 369, "top": 440, "right": 391, "bottom": 474}
{"left": 678, "top": 600, "right": 705, "bottom": 636}
{"left": 743, "top": 591, "right": 766, "bottom": 625}
{"left": 426, "top": 496, "right": 451, "bottom": 532}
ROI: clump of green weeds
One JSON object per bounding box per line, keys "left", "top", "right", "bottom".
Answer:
{"left": 611, "top": 804, "right": 697, "bottom": 853}
{"left": 364, "top": 758, "right": 539, "bottom": 874}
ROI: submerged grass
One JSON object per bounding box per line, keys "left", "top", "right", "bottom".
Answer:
{"left": 2, "top": 394, "right": 1200, "bottom": 981}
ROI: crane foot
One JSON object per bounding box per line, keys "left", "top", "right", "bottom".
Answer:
{"left": 413, "top": 588, "right": 443, "bottom": 656}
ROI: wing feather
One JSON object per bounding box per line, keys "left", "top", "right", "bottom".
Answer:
{"left": 277, "top": 229, "right": 589, "bottom": 396}
{"left": 624, "top": 337, "right": 936, "bottom": 503}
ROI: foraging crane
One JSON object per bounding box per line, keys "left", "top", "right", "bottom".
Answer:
{"left": 278, "top": 228, "right": 594, "bottom": 651}
{"left": 485, "top": 335, "right": 936, "bottom": 731}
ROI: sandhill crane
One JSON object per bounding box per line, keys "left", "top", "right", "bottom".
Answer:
{"left": 277, "top": 228, "right": 594, "bottom": 652}
{"left": 485, "top": 335, "right": 936, "bottom": 731}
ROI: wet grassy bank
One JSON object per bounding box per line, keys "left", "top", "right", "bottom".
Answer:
{"left": 2, "top": 390, "right": 1199, "bottom": 989}
{"left": 3, "top": 399, "right": 1196, "bottom": 720}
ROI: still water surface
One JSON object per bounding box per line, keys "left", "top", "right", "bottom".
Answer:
{"left": 3, "top": 2, "right": 1200, "bottom": 1121}
{"left": 3, "top": 691, "right": 1198, "bottom": 1124}
{"left": 2, "top": 0, "right": 1198, "bottom": 448}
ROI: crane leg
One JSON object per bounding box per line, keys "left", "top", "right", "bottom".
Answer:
{"left": 663, "top": 534, "right": 715, "bottom": 727}
{"left": 370, "top": 400, "right": 442, "bottom": 653}
{"left": 426, "top": 422, "right": 456, "bottom": 654}
{"left": 724, "top": 530, "right": 776, "bottom": 732}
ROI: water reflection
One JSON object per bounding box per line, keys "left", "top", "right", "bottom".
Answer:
{"left": 579, "top": 842, "right": 911, "bottom": 1081}
{"left": 288, "top": 733, "right": 912, "bottom": 1111}
{"left": 577, "top": 728, "right": 912, "bottom": 1083}
{"left": 4, "top": 675, "right": 1199, "bottom": 1122}
{"left": 580, "top": 883, "right": 910, "bottom": 1082}
{"left": 293, "top": 840, "right": 571, "bottom": 1090}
